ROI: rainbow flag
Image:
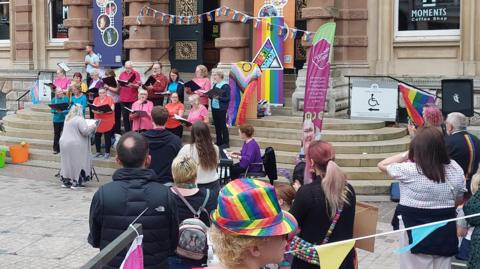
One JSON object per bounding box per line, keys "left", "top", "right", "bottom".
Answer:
{"left": 399, "top": 83, "right": 435, "bottom": 127}
{"left": 253, "top": 17, "right": 284, "bottom": 104}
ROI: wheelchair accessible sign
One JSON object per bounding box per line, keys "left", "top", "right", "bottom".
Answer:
{"left": 351, "top": 83, "right": 398, "bottom": 121}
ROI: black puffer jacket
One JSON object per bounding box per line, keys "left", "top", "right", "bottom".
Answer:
{"left": 88, "top": 168, "right": 179, "bottom": 269}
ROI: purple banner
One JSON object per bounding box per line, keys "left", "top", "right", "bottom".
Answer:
{"left": 304, "top": 39, "right": 331, "bottom": 132}
{"left": 93, "top": 0, "right": 123, "bottom": 67}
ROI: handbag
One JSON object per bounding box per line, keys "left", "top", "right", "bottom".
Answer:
{"left": 289, "top": 208, "right": 343, "bottom": 265}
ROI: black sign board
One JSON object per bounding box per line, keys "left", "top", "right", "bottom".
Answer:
{"left": 398, "top": 0, "right": 460, "bottom": 31}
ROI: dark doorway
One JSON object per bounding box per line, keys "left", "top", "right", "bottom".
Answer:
{"left": 169, "top": 0, "right": 204, "bottom": 72}
{"left": 169, "top": 0, "right": 219, "bottom": 72}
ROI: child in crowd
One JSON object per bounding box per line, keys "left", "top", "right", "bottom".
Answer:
{"left": 464, "top": 173, "right": 480, "bottom": 268}
{"left": 50, "top": 88, "right": 69, "bottom": 154}
{"left": 207, "top": 178, "right": 298, "bottom": 269}
{"left": 274, "top": 183, "right": 297, "bottom": 269}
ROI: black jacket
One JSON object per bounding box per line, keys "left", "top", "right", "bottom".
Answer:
{"left": 210, "top": 83, "right": 231, "bottom": 111}
{"left": 88, "top": 168, "right": 179, "bottom": 269}
{"left": 290, "top": 178, "right": 356, "bottom": 269}
{"left": 445, "top": 130, "right": 480, "bottom": 180}
{"left": 143, "top": 128, "right": 182, "bottom": 184}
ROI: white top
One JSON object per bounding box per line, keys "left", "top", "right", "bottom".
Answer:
{"left": 178, "top": 144, "right": 219, "bottom": 184}
{"left": 386, "top": 160, "right": 465, "bottom": 209}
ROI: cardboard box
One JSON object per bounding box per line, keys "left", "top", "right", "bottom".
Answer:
{"left": 353, "top": 202, "right": 379, "bottom": 252}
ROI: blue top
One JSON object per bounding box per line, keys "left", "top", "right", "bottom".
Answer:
{"left": 50, "top": 96, "right": 69, "bottom": 123}
{"left": 85, "top": 52, "right": 100, "bottom": 74}
{"left": 167, "top": 81, "right": 178, "bottom": 93}
{"left": 239, "top": 139, "right": 262, "bottom": 172}
{"left": 71, "top": 94, "right": 87, "bottom": 116}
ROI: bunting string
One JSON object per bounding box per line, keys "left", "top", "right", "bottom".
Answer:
{"left": 136, "top": 5, "right": 313, "bottom": 41}
{"left": 285, "top": 211, "right": 480, "bottom": 255}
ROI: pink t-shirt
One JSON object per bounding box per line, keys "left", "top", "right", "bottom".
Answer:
{"left": 131, "top": 100, "right": 154, "bottom": 131}
{"left": 192, "top": 78, "right": 211, "bottom": 106}
{"left": 187, "top": 104, "right": 208, "bottom": 124}
{"left": 54, "top": 77, "right": 71, "bottom": 92}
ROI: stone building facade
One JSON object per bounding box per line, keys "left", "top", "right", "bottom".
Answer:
{"left": 0, "top": 0, "right": 479, "bottom": 113}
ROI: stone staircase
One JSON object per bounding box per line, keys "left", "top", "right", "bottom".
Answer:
{"left": 1, "top": 103, "right": 409, "bottom": 195}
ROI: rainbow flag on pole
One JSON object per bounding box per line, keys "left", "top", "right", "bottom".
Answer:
{"left": 399, "top": 83, "right": 435, "bottom": 127}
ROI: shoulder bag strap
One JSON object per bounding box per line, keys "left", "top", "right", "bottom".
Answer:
{"left": 172, "top": 186, "right": 198, "bottom": 217}
{"left": 197, "top": 189, "right": 210, "bottom": 215}
{"left": 322, "top": 208, "right": 343, "bottom": 244}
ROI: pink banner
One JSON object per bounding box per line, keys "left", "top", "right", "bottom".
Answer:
{"left": 304, "top": 39, "right": 331, "bottom": 133}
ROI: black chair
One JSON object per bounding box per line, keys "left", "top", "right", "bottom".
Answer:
{"left": 245, "top": 147, "right": 278, "bottom": 185}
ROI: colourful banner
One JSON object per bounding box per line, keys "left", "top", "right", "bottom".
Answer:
{"left": 228, "top": 62, "right": 262, "bottom": 126}
{"left": 303, "top": 22, "right": 336, "bottom": 132}
{"left": 253, "top": 18, "right": 284, "bottom": 104}
{"left": 399, "top": 83, "right": 436, "bottom": 127}
{"left": 253, "top": 0, "right": 295, "bottom": 69}
{"left": 93, "top": 0, "right": 123, "bottom": 67}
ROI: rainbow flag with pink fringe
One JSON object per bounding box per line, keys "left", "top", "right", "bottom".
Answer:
{"left": 228, "top": 62, "right": 262, "bottom": 126}
{"left": 253, "top": 17, "right": 284, "bottom": 105}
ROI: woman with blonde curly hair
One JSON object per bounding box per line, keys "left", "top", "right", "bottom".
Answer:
{"left": 207, "top": 178, "right": 298, "bottom": 269}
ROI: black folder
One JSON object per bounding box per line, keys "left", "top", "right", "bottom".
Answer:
{"left": 48, "top": 102, "right": 69, "bottom": 111}
{"left": 142, "top": 76, "right": 157, "bottom": 90}
{"left": 44, "top": 82, "right": 57, "bottom": 89}
{"left": 184, "top": 80, "right": 201, "bottom": 92}
{"left": 118, "top": 74, "right": 136, "bottom": 86}
{"left": 88, "top": 103, "right": 112, "bottom": 113}
{"left": 102, "top": 76, "right": 118, "bottom": 88}
{"left": 206, "top": 88, "right": 223, "bottom": 98}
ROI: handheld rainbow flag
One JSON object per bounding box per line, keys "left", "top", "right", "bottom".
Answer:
{"left": 399, "top": 83, "right": 436, "bottom": 127}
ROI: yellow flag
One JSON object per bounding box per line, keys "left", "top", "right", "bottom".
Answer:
{"left": 315, "top": 240, "right": 355, "bottom": 269}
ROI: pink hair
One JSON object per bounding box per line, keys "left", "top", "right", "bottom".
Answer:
{"left": 423, "top": 106, "right": 443, "bottom": 127}
{"left": 308, "top": 140, "right": 350, "bottom": 218}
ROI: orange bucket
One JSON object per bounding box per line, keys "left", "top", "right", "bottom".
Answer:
{"left": 9, "top": 144, "right": 29, "bottom": 164}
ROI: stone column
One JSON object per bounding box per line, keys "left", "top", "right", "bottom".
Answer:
{"left": 460, "top": 0, "right": 476, "bottom": 76}
{"left": 12, "top": 0, "right": 34, "bottom": 69}
{"left": 213, "top": 0, "right": 251, "bottom": 78}
{"left": 292, "top": 0, "right": 337, "bottom": 113}
{"left": 124, "top": 0, "right": 169, "bottom": 77}
{"left": 64, "top": 0, "right": 92, "bottom": 74}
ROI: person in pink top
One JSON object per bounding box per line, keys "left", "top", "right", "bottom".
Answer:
{"left": 53, "top": 68, "right": 71, "bottom": 95}
{"left": 187, "top": 94, "right": 209, "bottom": 125}
{"left": 129, "top": 89, "right": 153, "bottom": 132}
{"left": 186, "top": 65, "right": 211, "bottom": 110}
{"left": 118, "top": 61, "right": 141, "bottom": 132}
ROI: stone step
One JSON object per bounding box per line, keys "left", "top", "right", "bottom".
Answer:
{"left": 247, "top": 116, "right": 386, "bottom": 130}
{"left": 219, "top": 126, "right": 406, "bottom": 142}
{"left": 5, "top": 125, "right": 408, "bottom": 154}
{"left": 227, "top": 147, "right": 400, "bottom": 167}
{"left": 7, "top": 158, "right": 390, "bottom": 195}
{"left": 30, "top": 105, "right": 51, "bottom": 113}
{"left": 16, "top": 109, "right": 51, "bottom": 121}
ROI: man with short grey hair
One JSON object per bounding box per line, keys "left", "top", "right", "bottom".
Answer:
{"left": 445, "top": 112, "right": 480, "bottom": 194}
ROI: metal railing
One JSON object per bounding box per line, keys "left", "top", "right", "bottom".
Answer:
{"left": 81, "top": 223, "right": 143, "bottom": 269}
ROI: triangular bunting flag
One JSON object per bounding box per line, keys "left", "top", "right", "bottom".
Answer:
{"left": 396, "top": 221, "right": 447, "bottom": 253}
{"left": 315, "top": 240, "right": 355, "bottom": 269}
{"left": 120, "top": 235, "right": 144, "bottom": 269}
{"left": 252, "top": 37, "right": 284, "bottom": 70}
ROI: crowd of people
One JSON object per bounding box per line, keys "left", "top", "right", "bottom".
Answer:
{"left": 49, "top": 45, "right": 480, "bottom": 269}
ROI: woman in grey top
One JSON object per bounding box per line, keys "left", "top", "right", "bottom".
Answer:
{"left": 59, "top": 104, "right": 97, "bottom": 188}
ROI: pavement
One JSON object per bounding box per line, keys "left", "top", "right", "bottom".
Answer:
{"left": 0, "top": 163, "right": 413, "bottom": 268}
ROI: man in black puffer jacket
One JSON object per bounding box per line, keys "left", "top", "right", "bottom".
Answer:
{"left": 88, "top": 132, "right": 179, "bottom": 269}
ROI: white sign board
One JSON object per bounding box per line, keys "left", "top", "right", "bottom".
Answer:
{"left": 351, "top": 84, "right": 398, "bottom": 121}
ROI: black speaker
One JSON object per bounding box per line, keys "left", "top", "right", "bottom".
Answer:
{"left": 441, "top": 79, "right": 474, "bottom": 117}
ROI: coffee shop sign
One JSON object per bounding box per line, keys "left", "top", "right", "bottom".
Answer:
{"left": 411, "top": 0, "right": 447, "bottom": 22}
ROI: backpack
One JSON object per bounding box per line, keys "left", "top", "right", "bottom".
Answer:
{"left": 172, "top": 187, "right": 210, "bottom": 260}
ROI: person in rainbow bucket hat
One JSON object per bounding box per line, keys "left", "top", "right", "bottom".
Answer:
{"left": 207, "top": 178, "right": 298, "bottom": 269}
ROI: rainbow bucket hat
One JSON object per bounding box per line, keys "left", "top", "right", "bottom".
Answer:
{"left": 211, "top": 178, "right": 298, "bottom": 236}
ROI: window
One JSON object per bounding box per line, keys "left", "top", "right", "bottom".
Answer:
{"left": 395, "top": 0, "right": 460, "bottom": 41}
{"left": 0, "top": 0, "right": 9, "bottom": 41}
{"left": 49, "top": 0, "right": 68, "bottom": 40}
